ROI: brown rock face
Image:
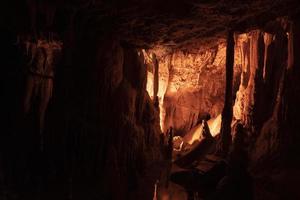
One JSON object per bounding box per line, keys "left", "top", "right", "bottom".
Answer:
{"left": 3, "top": 0, "right": 300, "bottom": 199}
{"left": 163, "top": 47, "right": 225, "bottom": 136}
{"left": 5, "top": 0, "right": 300, "bottom": 53}
{"left": 231, "top": 18, "right": 296, "bottom": 165}
{"left": 145, "top": 42, "right": 242, "bottom": 136}
{"left": 45, "top": 32, "right": 163, "bottom": 199}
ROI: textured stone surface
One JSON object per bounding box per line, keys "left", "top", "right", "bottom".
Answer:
{"left": 2, "top": 1, "right": 300, "bottom": 199}
{"left": 231, "top": 19, "right": 293, "bottom": 165}
{"left": 18, "top": 34, "right": 163, "bottom": 199}
{"left": 4, "top": 0, "right": 300, "bottom": 51}
{"left": 146, "top": 42, "right": 242, "bottom": 136}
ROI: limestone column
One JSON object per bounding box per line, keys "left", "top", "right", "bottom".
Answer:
{"left": 218, "top": 30, "right": 235, "bottom": 156}
{"left": 152, "top": 53, "right": 159, "bottom": 109}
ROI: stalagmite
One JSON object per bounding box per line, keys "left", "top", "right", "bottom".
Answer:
{"left": 217, "top": 30, "right": 235, "bottom": 156}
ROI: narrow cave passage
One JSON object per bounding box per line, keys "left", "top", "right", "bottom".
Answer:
{"left": 1, "top": 1, "right": 300, "bottom": 200}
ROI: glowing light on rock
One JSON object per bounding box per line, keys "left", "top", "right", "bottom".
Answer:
{"left": 144, "top": 40, "right": 242, "bottom": 134}
{"left": 144, "top": 50, "right": 169, "bottom": 129}
{"left": 209, "top": 114, "right": 222, "bottom": 136}
{"left": 184, "top": 114, "right": 222, "bottom": 144}
{"left": 146, "top": 71, "right": 154, "bottom": 98}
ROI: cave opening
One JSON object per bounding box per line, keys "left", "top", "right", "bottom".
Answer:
{"left": 1, "top": 1, "right": 300, "bottom": 200}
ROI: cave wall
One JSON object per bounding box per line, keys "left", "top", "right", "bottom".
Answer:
{"left": 0, "top": 13, "right": 163, "bottom": 199}
{"left": 232, "top": 18, "right": 300, "bottom": 166}
{"left": 1, "top": 0, "right": 300, "bottom": 198}
{"left": 48, "top": 29, "right": 163, "bottom": 199}
{"left": 145, "top": 43, "right": 242, "bottom": 136}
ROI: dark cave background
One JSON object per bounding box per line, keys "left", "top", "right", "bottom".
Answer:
{"left": 1, "top": 0, "right": 300, "bottom": 200}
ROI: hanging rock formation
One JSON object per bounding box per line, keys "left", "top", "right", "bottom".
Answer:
{"left": 232, "top": 18, "right": 299, "bottom": 166}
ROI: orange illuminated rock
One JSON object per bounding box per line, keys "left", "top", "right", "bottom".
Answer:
{"left": 145, "top": 43, "right": 241, "bottom": 136}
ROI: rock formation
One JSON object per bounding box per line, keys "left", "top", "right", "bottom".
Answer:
{"left": 1, "top": 0, "right": 300, "bottom": 199}
{"left": 49, "top": 34, "right": 163, "bottom": 198}
{"left": 145, "top": 42, "right": 242, "bottom": 136}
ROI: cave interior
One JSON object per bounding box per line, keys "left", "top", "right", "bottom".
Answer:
{"left": 1, "top": 0, "right": 300, "bottom": 200}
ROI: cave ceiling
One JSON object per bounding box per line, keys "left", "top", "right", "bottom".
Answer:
{"left": 4, "top": 0, "right": 300, "bottom": 51}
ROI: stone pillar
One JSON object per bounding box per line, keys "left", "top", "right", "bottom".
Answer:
{"left": 152, "top": 53, "right": 159, "bottom": 98}
{"left": 152, "top": 53, "right": 159, "bottom": 109}
{"left": 218, "top": 30, "right": 235, "bottom": 156}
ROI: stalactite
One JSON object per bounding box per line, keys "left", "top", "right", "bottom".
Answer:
{"left": 249, "top": 21, "right": 290, "bottom": 164}
{"left": 233, "top": 35, "right": 249, "bottom": 121}
{"left": 217, "top": 30, "right": 234, "bottom": 156}
{"left": 243, "top": 30, "right": 261, "bottom": 128}
{"left": 234, "top": 30, "right": 266, "bottom": 131}
{"left": 152, "top": 53, "right": 159, "bottom": 110}
{"left": 163, "top": 54, "right": 174, "bottom": 133}
{"left": 251, "top": 31, "right": 265, "bottom": 131}
{"left": 152, "top": 53, "right": 159, "bottom": 98}
{"left": 263, "top": 33, "right": 273, "bottom": 80}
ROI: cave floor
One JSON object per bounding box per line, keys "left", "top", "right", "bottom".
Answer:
{"left": 1, "top": 162, "right": 300, "bottom": 200}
